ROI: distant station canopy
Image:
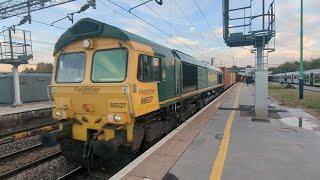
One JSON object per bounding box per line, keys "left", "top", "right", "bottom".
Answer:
{"left": 0, "top": 27, "right": 33, "bottom": 65}
{"left": 222, "top": 0, "right": 275, "bottom": 48}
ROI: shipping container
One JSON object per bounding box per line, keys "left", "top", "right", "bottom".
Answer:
{"left": 221, "top": 67, "right": 237, "bottom": 89}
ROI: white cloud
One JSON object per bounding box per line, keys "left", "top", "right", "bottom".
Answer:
{"left": 189, "top": 26, "right": 196, "bottom": 32}
{"left": 1, "top": 0, "right": 319, "bottom": 70}
{"left": 167, "top": 36, "right": 198, "bottom": 46}
{"left": 213, "top": 27, "right": 223, "bottom": 38}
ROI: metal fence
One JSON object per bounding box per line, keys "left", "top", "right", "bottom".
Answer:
{"left": 0, "top": 73, "right": 51, "bottom": 104}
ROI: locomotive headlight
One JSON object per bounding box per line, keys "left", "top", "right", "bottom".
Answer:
{"left": 55, "top": 110, "right": 67, "bottom": 119}
{"left": 61, "top": 110, "right": 67, "bottom": 119}
{"left": 55, "top": 111, "right": 62, "bottom": 117}
{"left": 83, "top": 39, "right": 93, "bottom": 49}
{"left": 114, "top": 114, "right": 122, "bottom": 122}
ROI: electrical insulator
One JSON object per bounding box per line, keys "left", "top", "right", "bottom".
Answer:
{"left": 88, "top": 0, "right": 96, "bottom": 9}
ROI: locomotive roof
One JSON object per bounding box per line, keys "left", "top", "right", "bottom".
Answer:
{"left": 54, "top": 18, "right": 221, "bottom": 72}
{"left": 54, "top": 18, "right": 168, "bottom": 55}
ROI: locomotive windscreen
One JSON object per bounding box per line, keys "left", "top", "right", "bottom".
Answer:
{"left": 56, "top": 52, "right": 86, "bottom": 83}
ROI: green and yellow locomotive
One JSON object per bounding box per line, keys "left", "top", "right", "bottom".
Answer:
{"left": 43, "top": 18, "right": 224, "bottom": 161}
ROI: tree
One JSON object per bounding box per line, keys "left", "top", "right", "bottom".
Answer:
{"left": 268, "top": 58, "right": 320, "bottom": 74}
{"left": 25, "top": 63, "right": 53, "bottom": 73}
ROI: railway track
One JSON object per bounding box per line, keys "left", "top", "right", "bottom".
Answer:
{"left": 0, "top": 123, "right": 58, "bottom": 145}
{"left": 0, "top": 107, "right": 51, "bottom": 118}
{"left": 0, "top": 149, "right": 61, "bottom": 179}
{"left": 57, "top": 166, "right": 117, "bottom": 180}
{"left": 57, "top": 166, "right": 86, "bottom": 180}
{"left": 0, "top": 140, "right": 61, "bottom": 179}
{"left": 0, "top": 143, "right": 42, "bottom": 160}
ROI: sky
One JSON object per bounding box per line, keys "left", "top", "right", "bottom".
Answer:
{"left": 0, "top": 0, "right": 319, "bottom": 72}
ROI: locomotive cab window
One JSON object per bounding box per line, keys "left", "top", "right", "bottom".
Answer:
{"left": 56, "top": 52, "right": 86, "bottom": 83}
{"left": 138, "top": 55, "right": 161, "bottom": 82}
{"left": 91, "top": 48, "right": 128, "bottom": 82}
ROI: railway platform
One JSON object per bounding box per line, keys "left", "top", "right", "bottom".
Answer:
{"left": 111, "top": 83, "right": 320, "bottom": 180}
{"left": 0, "top": 101, "right": 51, "bottom": 116}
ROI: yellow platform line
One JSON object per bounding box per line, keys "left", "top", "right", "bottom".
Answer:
{"left": 209, "top": 85, "right": 241, "bottom": 180}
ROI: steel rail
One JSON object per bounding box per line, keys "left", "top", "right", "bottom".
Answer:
{"left": 0, "top": 150, "right": 62, "bottom": 179}
{"left": 0, "top": 143, "right": 42, "bottom": 160}
{"left": 56, "top": 166, "right": 86, "bottom": 180}
{"left": 0, "top": 123, "right": 58, "bottom": 145}
{"left": 0, "top": 107, "right": 51, "bottom": 117}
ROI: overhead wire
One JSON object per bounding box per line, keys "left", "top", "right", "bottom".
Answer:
{"left": 173, "top": 0, "right": 207, "bottom": 42}
{"left": 105, "top": 0, "right": 208, "bottom": 60}
{"left": 31, "top": 39, "right": 55, "bottom": 45}
{"left": 12, "top": 12, "right": 68, "bottom": 47}
{"left": 172, "top": 0, "right": 216, "bottom": 60}
{"left": 4, "top": 34, "right": 55, "bottom": 46}
{"left": 4, "top": 0, "right": 226, "bottom": 60}
{"left": 99, "top": 0, "right": 176, "bottom": 48}
{"left": 142, "top": 1, "right": 171, "bottom": 27}
{"left": 138, "top": 0, "right": 211, "bottom": 60}
{"left": 192, "top": 0, "right": 224, "bottom": 48}
{"left": 0, "top": 17, "right": 57, "bottom": 47}
{"left": 15, "top": 15, "right": 67, "bottom": 30}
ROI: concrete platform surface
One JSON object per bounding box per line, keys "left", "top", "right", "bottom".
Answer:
{"left": 0, "top": 101, "right": 51, "bottom": 116}
{"left": 111, "top": 83, "right": 320, "bottom": 180}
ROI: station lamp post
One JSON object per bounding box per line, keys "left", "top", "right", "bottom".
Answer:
{"left": 211, "top": 57, "right": 215, "bottom": 66}
{"left": 299, "top": 0, "right": 304, "bottom": 99}
{"left": 231, "top": 57, "right": 235, "bottom": 67}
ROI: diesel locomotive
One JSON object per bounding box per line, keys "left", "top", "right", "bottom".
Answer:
{"left": 42, "top": 18, "right": 235, "bottom": 163}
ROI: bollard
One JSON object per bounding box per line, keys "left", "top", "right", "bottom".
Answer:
{"left": 299, "top": 118, "right": 302, "bottom": 128}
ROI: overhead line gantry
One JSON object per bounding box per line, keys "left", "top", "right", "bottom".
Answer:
{"left": 222, "top": 0, "right": 276, "bottom": 120}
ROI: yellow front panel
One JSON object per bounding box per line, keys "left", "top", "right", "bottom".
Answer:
{"left": 51, "top": 37, "right": 161, "bottom": 142}
{"left": 208, "top": 70, "right": 218, "bottom": 86}
{"left": 131, "top": 83, "right": 160, "bottom": 117}
{"left": 127, "top": 51, "right": 160, "bottom": 117}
